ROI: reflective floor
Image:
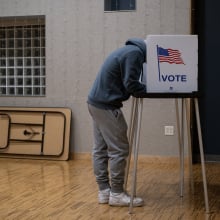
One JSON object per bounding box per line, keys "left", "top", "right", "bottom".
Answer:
{"left": 0, "top": 157, "right": 219, "bottom": 220}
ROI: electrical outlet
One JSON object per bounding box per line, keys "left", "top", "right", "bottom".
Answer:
{"left": 164, "top": 126, "right": 174, "bottom": 135}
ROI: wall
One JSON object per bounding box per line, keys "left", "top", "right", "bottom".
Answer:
{"left": 196, "top": 0, "right": 220, "bottom": 161}
{"left": 0, "top": 0, "right": 191, "bottom": 157}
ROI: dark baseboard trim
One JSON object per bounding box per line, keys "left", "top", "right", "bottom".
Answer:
{"left": 193, "top": 154, "right": 220, "bottom": 163}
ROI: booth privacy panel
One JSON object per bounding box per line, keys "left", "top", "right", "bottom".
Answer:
{"left": 145, "top": 35, "right": 198, "bottom": 94}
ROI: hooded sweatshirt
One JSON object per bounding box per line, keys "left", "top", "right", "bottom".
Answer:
{"left": 87, "top": 38, "right": 147, "bottom": 109}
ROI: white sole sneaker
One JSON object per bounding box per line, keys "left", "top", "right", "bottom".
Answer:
{"left": 109, "top": 192, "right": 144, "bottom": 207}
{"left": 98, "top": 188, "right": 110, "bottom": 204}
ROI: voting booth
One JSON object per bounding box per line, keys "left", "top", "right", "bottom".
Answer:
{"left": 127, "top": 35, "right": 210, "bottom": 214}
{"left": 145, "top": 35, "right": 198, "bottom": 94}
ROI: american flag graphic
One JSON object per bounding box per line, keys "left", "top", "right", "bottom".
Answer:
{"left": 157, "top": 46, "right": 185, "bottom": 64}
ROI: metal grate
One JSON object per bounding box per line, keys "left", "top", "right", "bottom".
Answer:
{"left": 0, "top": 17, "right": 45, "bottom": 96}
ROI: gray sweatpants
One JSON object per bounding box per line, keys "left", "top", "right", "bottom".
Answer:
{"left": 88, "top": 104, "right": 129, "bottom": 193}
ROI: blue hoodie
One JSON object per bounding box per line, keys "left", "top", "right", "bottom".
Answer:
{"left": 88, "top": 38, "right": 147, "bottom": 109}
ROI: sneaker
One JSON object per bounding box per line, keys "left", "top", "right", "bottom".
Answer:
{"left": 109, "top": 191, "right": 144, "bottom": 207}
{"left": 98, "top": 188, "right": 110, "bottom": 204}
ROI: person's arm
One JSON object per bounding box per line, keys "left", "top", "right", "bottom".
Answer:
{"left": 120, "top": 51, "right": 147, "bottom": 97}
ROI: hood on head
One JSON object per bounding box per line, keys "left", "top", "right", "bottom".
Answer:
{"left": 125, "top": 38, "right": 146, "bottom": 62}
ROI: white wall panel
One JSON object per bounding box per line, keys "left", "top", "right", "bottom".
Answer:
{"left": 160, "top": 0, "right": 176, "bottom": 33}
{"left": 0, "top": 0, "right": 191, "bottom": 157}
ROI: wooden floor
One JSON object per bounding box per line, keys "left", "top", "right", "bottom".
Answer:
{"left": 0, "top": 157, "right": 219, "bottom": 220}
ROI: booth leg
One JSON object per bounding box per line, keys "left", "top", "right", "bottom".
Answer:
{"left": 194, "top": 98, "right": 210, "bottom": 213}
{"left": 175, "top": 98, "right": 184, "bottom": 197}
{"left": 124, "top": 97, "right": 138, "bottom": 190}
{"left": 184, "top": 98, "right": 194, "bottom": 192}
{"left": 129, "top": 98, "right": 143, "bottom": 214}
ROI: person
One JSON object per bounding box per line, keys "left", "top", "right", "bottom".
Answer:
{"left": 87, "top": 38, "right": 147, "bottom": 207}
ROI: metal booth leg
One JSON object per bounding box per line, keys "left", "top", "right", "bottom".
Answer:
{"left": 175, "top": 98, "right": 185, "bottom": 197}
{"left": 129, "top": 98, "right": 143, "bottom": 214}
{"left": 124, "top": 97, "right": 138, "bottom": 190}
{"left": 194, "top": 98, "right": 210, "bottom": 213}
{"left": 175, "top": 98, "right": 195, "bottom": 197}
{"left": 184, "top": 98, "right": 194, "bottom": 193}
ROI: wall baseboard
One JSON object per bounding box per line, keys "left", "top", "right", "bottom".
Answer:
{"left": 193, "top": 154, "right": 220, "bottom": 163}
{"left": 70, "top": 153, "right": 192, "bottom": 165}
